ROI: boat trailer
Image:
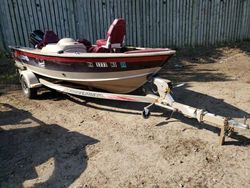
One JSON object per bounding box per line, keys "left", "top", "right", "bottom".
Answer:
{"left": 19, "top": 69, "right": 249, "bottom": 145}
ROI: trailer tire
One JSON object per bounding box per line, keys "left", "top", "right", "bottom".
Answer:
{"left": 20, "top": 76, "right": 37, "bottom": 99}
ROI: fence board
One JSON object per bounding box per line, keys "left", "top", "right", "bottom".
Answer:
{"left": 0, "top": 9, "right": 4, "bottom": 49}
{"left": 7, "top": 0, "right": 20, "bottom": 45}
{"left": 0, "top": 0, "right": 14, "bottom": 47}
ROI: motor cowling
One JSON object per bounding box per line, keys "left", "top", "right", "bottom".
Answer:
{"left": 29, "top": 30, "right": 44, "bottom": 47}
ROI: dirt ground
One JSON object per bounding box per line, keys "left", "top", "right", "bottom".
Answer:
{"left": 0, "top": 42, "right": 250, "bottom": 188}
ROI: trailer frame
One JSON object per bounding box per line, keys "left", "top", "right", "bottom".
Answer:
{"left": 18, "top": 69, "right": 249, "bottom": 145}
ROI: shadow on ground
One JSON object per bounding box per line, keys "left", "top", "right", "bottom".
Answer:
{"left": 173, "top": 85, "right": 250, "bottom": 118}
{"left": 160, "top": 41, "right": 250, "bottom": 83}
{"left": 0, "top": 103, "right": 99, "bottom": 187}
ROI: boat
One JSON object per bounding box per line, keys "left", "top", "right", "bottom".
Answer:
{"left": 10, "top": 18, "right": 175, "bottom": 93}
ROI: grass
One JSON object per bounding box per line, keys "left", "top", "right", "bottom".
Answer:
{"left": 0, "top": 51, "right": 4, "bottom": 59}
{"left": 0, "top": 51, "right": 19, "bottom": 84}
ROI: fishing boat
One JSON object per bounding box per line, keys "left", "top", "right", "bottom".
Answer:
{"left": 10, "top": 18, "right": 175, "bottom": 93}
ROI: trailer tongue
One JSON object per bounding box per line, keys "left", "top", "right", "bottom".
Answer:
{"left": 35, "top": 77, "right": 249, "bottom": 145}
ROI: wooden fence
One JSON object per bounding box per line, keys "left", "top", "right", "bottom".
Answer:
{"left": 0, "top": 0, "right": 250, "bottom": 51}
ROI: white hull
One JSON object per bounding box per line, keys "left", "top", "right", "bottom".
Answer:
{"left": 26, "top": 64, "right": 160, "bottom": 93}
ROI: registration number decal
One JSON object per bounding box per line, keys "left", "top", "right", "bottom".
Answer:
{"left": 86, "top": 62, "right": 127, "bottom": 69}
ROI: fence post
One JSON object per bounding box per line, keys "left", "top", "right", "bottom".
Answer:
{"left": 191, "top": 0, "right": 199, "bottom": 47}
{"left": 0, "top": 21, "right": 4, "bottom": 51}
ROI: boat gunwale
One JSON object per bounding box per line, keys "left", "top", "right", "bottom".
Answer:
{"left": 9, "top": 46, "right": 176, "bottom": 59}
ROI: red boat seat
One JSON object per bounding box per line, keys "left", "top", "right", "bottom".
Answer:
{"left": 96, "top": 18, "right": 126, "bottom": 50}
{"left": 96, "top": 39, "right": 107, "bottom": 46}
{"left": 88, "top": 46, "right": 109, "bottom": 53}
{"left": 36, "top": 31, "right": 59, "bottom": 49}
{"left": 77, "top": 39, "right": 109, "bottom": 53}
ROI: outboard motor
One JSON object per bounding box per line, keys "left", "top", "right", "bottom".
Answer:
{"left": 29, "top": 30, "right": 44, "bottom": 47}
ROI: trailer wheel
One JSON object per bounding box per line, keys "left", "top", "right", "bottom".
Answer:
{"left": 20, "top": 76, "right": 37, "bottom": 99}
{"left": 142, "top": 108, "right": 151, "bottom": 119}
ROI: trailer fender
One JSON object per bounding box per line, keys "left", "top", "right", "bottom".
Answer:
{"left": 19, "top": 70, "right": 42, "bottom": 88}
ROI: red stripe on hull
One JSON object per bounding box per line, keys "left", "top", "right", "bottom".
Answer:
{"left": 15, "top": 50, "right": 169, "bottom": 63}
{"left": 106, "top": 95, "right": 137, "bottom": 101}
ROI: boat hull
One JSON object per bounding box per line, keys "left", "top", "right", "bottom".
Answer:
{"left": 11, "top": 47, "right": 175, "bottom": 93}
{"left": 72, "top": 75, "right": 150, "bottom": 93}
{"left": 19, "top": 63, "right": 160, "bottom": 93}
